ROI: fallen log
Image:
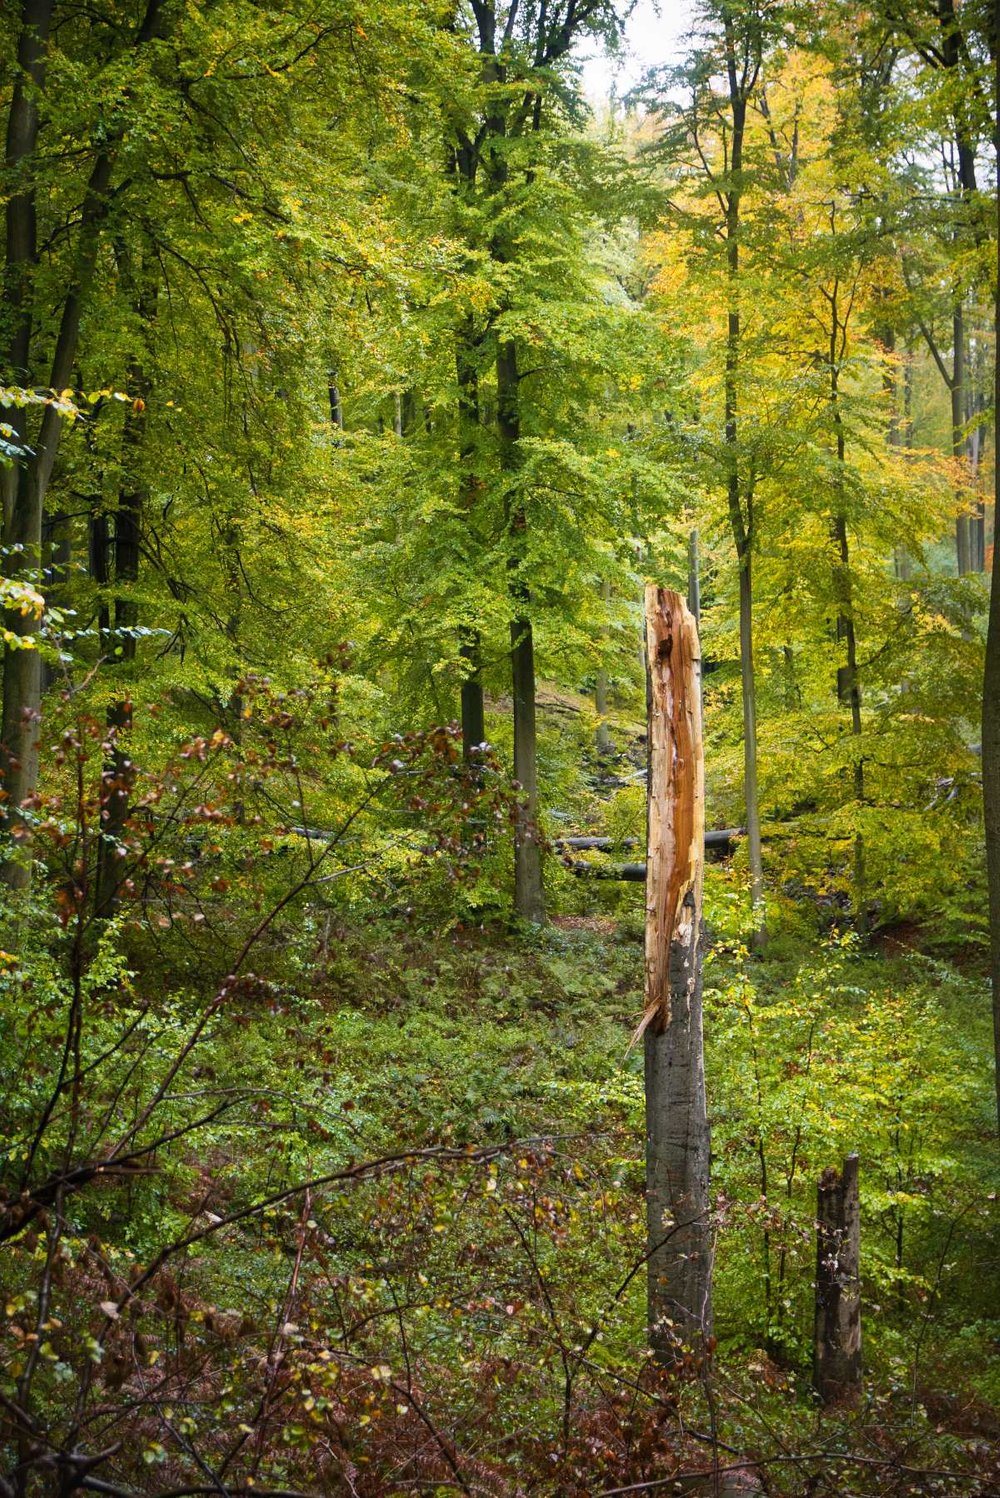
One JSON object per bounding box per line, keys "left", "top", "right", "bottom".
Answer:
{"left": 557, "top": 835, "right": 641, "bottom": 851}
{"left": 568, "top": 860, "right": 647, "bottom": 881}
{"left": 562, "top": 827, "right": 741, "bottom": 876}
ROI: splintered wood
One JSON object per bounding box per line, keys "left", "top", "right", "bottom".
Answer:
{"left": 639, "top": 586, "right": 705, "bottom": 1041}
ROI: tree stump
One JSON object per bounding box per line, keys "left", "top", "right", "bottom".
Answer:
{"left": 814, "top": 1152, "right": 862, "bottom": 1403}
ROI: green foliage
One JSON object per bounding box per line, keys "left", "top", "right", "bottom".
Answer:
{"left": 0, "top": 0, "right": 998, "bottom": 1491}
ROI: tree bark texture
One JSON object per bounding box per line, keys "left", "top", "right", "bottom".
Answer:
{"left": 642, "top": 585, "right": 712, "bottom": 1365}
{"left": 982, "top": 27, "right": 1000, "bottom": 1134}
{"left": 813, "top": 1153, "right": 862, "bottom": 1404}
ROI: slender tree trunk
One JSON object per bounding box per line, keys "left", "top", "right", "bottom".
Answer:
{"left": 460, "top": 630, "right": 485, "bottom": 761}
{"left": 982, "top": 28, "right": 1000, "bottom": 1134}
{"left": 722, "top": 36, "right": 765, "bottom": 943}
{"left": 0, "top": 0, "right": 166, "bottom": 888}
{"left": 327, "top": 371, "right": 343, "bottom": 431}
{"left": 456, "top": 324, "right": 485, "bottom": 762}
{"left": 687, "top": 528, "right": 701, "bottom": 627}
{"left": 498, "top": 335, "right": 544, "bottom": 923}
{"left": 595, "top": 664, "right": 610, "bottom": 754}
{"left": 595, "top": 578, "right": 611, "bottom": 755}
{"left": 953, "top": 303, "right": 972, "bottom": 576}
{"left": 458, "top": 1, "right": 599, "bottom": 918}
{"left": 40, "top": 508, "right": 71, "bottom": 694}
{"left": 510, "top": 613, "right": 543, "bottom": 921}
{"left": 881, "top": 324, "right": 913, "bottom": 583}
{"left": 0, "top": 0, "right": 54, "bottom": 888}
{"left": 968, "top": 377, "right": 987, "bottom": 573}
{"left": 1, "top": 0, "right": 54, "bottom": 526}
{"left": 0, "top": 144, "right": 113, "bottom": 877}
{"left": 736, "top": 552, "right": 764, "bottom": 929}
{"left": 96, "top": 269, "right": 155, "bottom": 917}
{"left": 642, "top": 585, "right": 711, "bottom": 1364}
{"left": 830, "top": 348, "right": 866, "bottom": 934}
{"left": 897, "top": 348, "right": 915, "bottom": 581}
{"left": 935, "top": 0, "right": 979, "bottom": 576}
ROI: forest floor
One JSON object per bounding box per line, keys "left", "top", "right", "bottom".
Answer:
{"left": 144, "top": 889, "right": 998, "bottom": 1494}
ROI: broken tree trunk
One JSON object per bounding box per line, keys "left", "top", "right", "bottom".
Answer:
{"left": 642, "top": 585, "right": 712, "bottom": 1365}
{"left": 813, "top": 1153, "right": 862, "bottom": 1404}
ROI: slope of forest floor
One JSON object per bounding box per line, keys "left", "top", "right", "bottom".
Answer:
{"left": 5, "top": 868, "right": 997, "bottom": 1496}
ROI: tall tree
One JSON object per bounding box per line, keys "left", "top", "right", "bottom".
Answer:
{"left": 981, "top": 4, "right": 1000, "bottom": 1132}
{"left": 448, "top": 0, "right": 626, "bottom": 921}
{"left": 648, "top": 0, "right": 800, "bottom": 942}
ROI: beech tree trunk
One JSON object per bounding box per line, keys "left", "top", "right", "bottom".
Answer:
{"left": 642, "top": 585, "right": 711, "bottom": 1365}
{"left": 982, "top": 30, "right": 1000, "bottom": 1134}
{"left": 0, "top": 0, "right": 55, "bottom": 889}
{"left": 96, "top": 264, "right": 155, "bottom": 917}
{"left": 456, "top": 322, "right": 485, "bottom": 764}
{"left": 460, "top": 631, "right": 485, "bottom": 762}
{"left": 814, "top": 1153, "right": 862, "bottom": 1404}
{"left": 687, "top": 528, "right": 701, "bottom": 627}
{"left": 830, "top": 333, "right": 866, "bottom": 934}
{"left": 953, "top": 304, "right": 972, "bottom": 576}
{"left": 511, "top": 612, "right": 543, "bottom": 921}
{"left": 722, "top": 14, "right": 765, "bottom": 944}
{"left": 497, "top": 330, "right": 544, "bottom": 924}
{"left": 456, "top": 1, "right": 599, "bottom": 920}
{"left": 595, "top": 578, "right": 611, "bottom": 755}
{"left": 327, "top": 371, "right": 343, "bottom": 430}
{"left": 1, "top": 0, "right": 166, "bottom": 890}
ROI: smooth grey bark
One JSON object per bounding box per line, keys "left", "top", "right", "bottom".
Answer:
{"left": 644, "top": 946, "right": 711, "bottom": 1364}
{"left": 687, "top": 528, "right": 701, "bottom": 628}
{"left": 594, "top": 666, "right": 610, "bottom": 753}
{"left": 595, "top": 578, "right": 612, "bottom": 755}
{"left": 982, "top": 27, "right": 1000, "bottom": 1134}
